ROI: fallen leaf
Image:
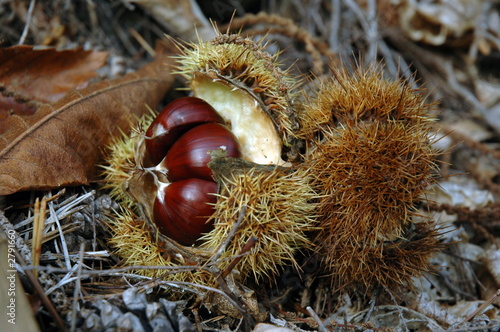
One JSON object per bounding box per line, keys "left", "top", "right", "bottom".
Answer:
{"left": 0, "top": 55, "right": 174, "bottom": 196}
{"left": 0, "top": 46, "right": 108, "bottom": 107}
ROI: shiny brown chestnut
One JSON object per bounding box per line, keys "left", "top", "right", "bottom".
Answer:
{"left": 154, "top": 179, "right": 218, "bottom": 246}
{"left": 145, "top": 97, "right": 225, "bottom": 165}
{"left": 162, "top": 123, "right": 241, "bottom": 182}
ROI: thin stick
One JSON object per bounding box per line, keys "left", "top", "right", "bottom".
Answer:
{"left": 21, "top": 263, "right": 201, "bottom": 274}
{"left": 364, "top": 285, "right": 381, "bottom": 322}
{"left": 329, "top": 0, "right": 341, "bottom": 53}
{"left": 14, "top": 188, "right": 66, "bottom": 209}
{"left": 70, "top": 243, "right": 85, "bottom": 332}
{"left": 32, "top": 197, "right": 40, "bottom": 279}
{"left": 464, "top": 288, "right": 500, "bottom": 323}
{"left": 48, "top": 200, "right": 72, "bottom": 270}
{"left": 18, "top": 0, "right": 36, "bottom": 45}
{"left": 221, "top": 236, "right": 257, "bottom": 279}
{"left": 13, "top": 250, "right": 67, "bottom": 331}
{"left": 32, "top": 196, "right": 47, "bottom": 278}
{"left": 306, "top": 306, "right": 328, "bottom": 332}
{"left": 211, "top": 205, "right": 247, "bottom": 264}
{"left": 160, "top": 281, "right": 246, "bottom": 313}
{"left": 129, "top": 28, "right": 156, "bottom": 57}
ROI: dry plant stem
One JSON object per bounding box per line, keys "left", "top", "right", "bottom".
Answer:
{"left": 435, "top": 123, "right": 500, "bottom": 160}
{"left": 464, "top": 288, "right": 500, "bottom": 323}
{"left": 221, "top": 236, "right": 257, "bottom": 279}
{"left": 23, "top": 263, "right": 201, "bottom": 275}
{"left": 222, "top": 12, "right": 337, "bottom": 74}
{"left": 216, "top": 273, "right": 256, "bottom": 329}
{"left": 343, "top": 0, "right": 378, "bottom": 65}
{"left": 210, "top": 205, "right": 247, "bottom": 264}
{"left": 18, "top": 0, "right": 36, "bottom": 45}
{"left": 14, "top": 190, "right": 94, "bottom": 230}
{"left": 27, "top": 224, "right": 81, "bottom": 246}
{"left": 14, "top": 188, "right": 67, "bottom": 209}
{"left": 0, "top": 210, "right": 70, "bottom": 308}
{"left": 161, "top": 280, "right": 247, "bottom": 314}
{"left": 306, "top": 306, "right": 328, "bottom": 332}
{"left": 129, "top": 28, "right": 156, "bottom": 57}
{"left": 13, "top": 249, "right": 67, "bottom": 331}
{"left": 70, "top": 243, "right": 85, "bottom": 332}
{"left": 329, "top": 0, "right": 341, "bottom": 53}
{"left": 32, "top": 196, "right": 46, "bottom": 279}
{"left": 364, "top": 286, "right": 381, "bottom": 322}
{"left": 48, "top": 198, "right": 71, "bottom": 270}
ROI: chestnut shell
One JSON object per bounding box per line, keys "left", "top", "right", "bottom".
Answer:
{"left": 145, "top": 97, "right": 225, "bottom": 165}
{"left": 154, "top": 178, "right": 218, "bottom": 246}
{"left": 162, "top": 122, "right": 241, "bottom": 182}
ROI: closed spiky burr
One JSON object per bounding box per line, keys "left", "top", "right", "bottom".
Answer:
{"left": 299, "top": 65, "right": 442, "bottom": 293}
{"left": 325, "top": 222, "right": 444, "bottom": 293}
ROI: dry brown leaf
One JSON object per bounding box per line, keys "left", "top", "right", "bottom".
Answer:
{"left": 0, "top": 55, "right": 174, "bottom": 196}
{"left": 0, "top": 45, "right": 108, "bottom": 105}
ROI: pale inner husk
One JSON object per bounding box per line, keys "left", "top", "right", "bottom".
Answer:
{"left": 191, "top": 74, "right": 285, "bottom": 166}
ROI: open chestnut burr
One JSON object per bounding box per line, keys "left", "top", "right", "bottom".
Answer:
{"left": 103, "top": 32, "right": 441, "bottom": 300}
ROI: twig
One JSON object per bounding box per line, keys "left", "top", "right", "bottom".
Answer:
{"left": 13, "top": 188, "right": 66, "bottom": 209}
{"left": 329, "top": 0, "right": 341, "bottom": 53}
{"left": 14, "top": 191, "right": 94, "bottom": 230}
{"left": 13, "top": 249, "right": 67, "bottom": 331}
{"left": 32, "top": 196, "right": 47, "bottom": 278}
{"left": 70, "top": 243, "right": 85, "bottom": 332}
{"left": 364, "top": 285, "right": 381, "bottom": 322}
{"left": 21, "top": 263, "right": 201, "bottom": 275}
{"left": 18, "top": 0, "right": 36, "bottom": 45}
{"left": 48, "top": 199, "right": 72, "bottom": 270}
{"left": 211, "top": 205, "right": 247, "bottom": 264}
{"left": 306, "top": 306, "right": 328, "bottom": 332}
{"left": 129, "top": 28, "right": 156, "bottom": 57}
{"left": 45, "top": 264, "right": 79, "bottom": 296}
{"left": 159, "top": 280, "right": 247, "bottom": 314}
{"left": 343, "top": 0, "right": 378, "bottom": 64}
{"left": 221, "top": 236, "right": 258, "bottom": 279}
{"left": 463, "top": 288, "right": 500, "bottom": 323}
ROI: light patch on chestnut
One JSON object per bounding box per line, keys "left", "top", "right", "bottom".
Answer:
{"left": 191, "top": 73, "right": 285, "bottom": 166}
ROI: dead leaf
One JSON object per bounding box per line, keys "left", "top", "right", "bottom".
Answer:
{"left": 0, "top": 46, "right": 108, "bottom": 106}
{"left": 0, "top": 55, "right": 175, "bottom": 196}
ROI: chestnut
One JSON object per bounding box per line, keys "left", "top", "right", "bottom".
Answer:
{"left": 154, "top": 178, "right": 218, "bottom": 246}
{"left": 146, "top": 102, "right": 241, "bottom": 245}
{"left": 145, "top": 97, "right": 225, "bottom": 165}
{"left": 162, "top": 122, "right": 241, "bottom": 182}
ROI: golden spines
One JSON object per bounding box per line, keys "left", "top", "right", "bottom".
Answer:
{"left": 300, "top": 65, "right": 441, "bottom": 293}
{"left": 175, "top": 31, "right": 299, "bottom": 144}
{"left": 202, "top": 158, "right": 318, "bottom": 281}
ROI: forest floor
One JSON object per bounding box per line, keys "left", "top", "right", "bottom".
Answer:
{"left": 1, "top": 1, "right": 500, "bottom": 331}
